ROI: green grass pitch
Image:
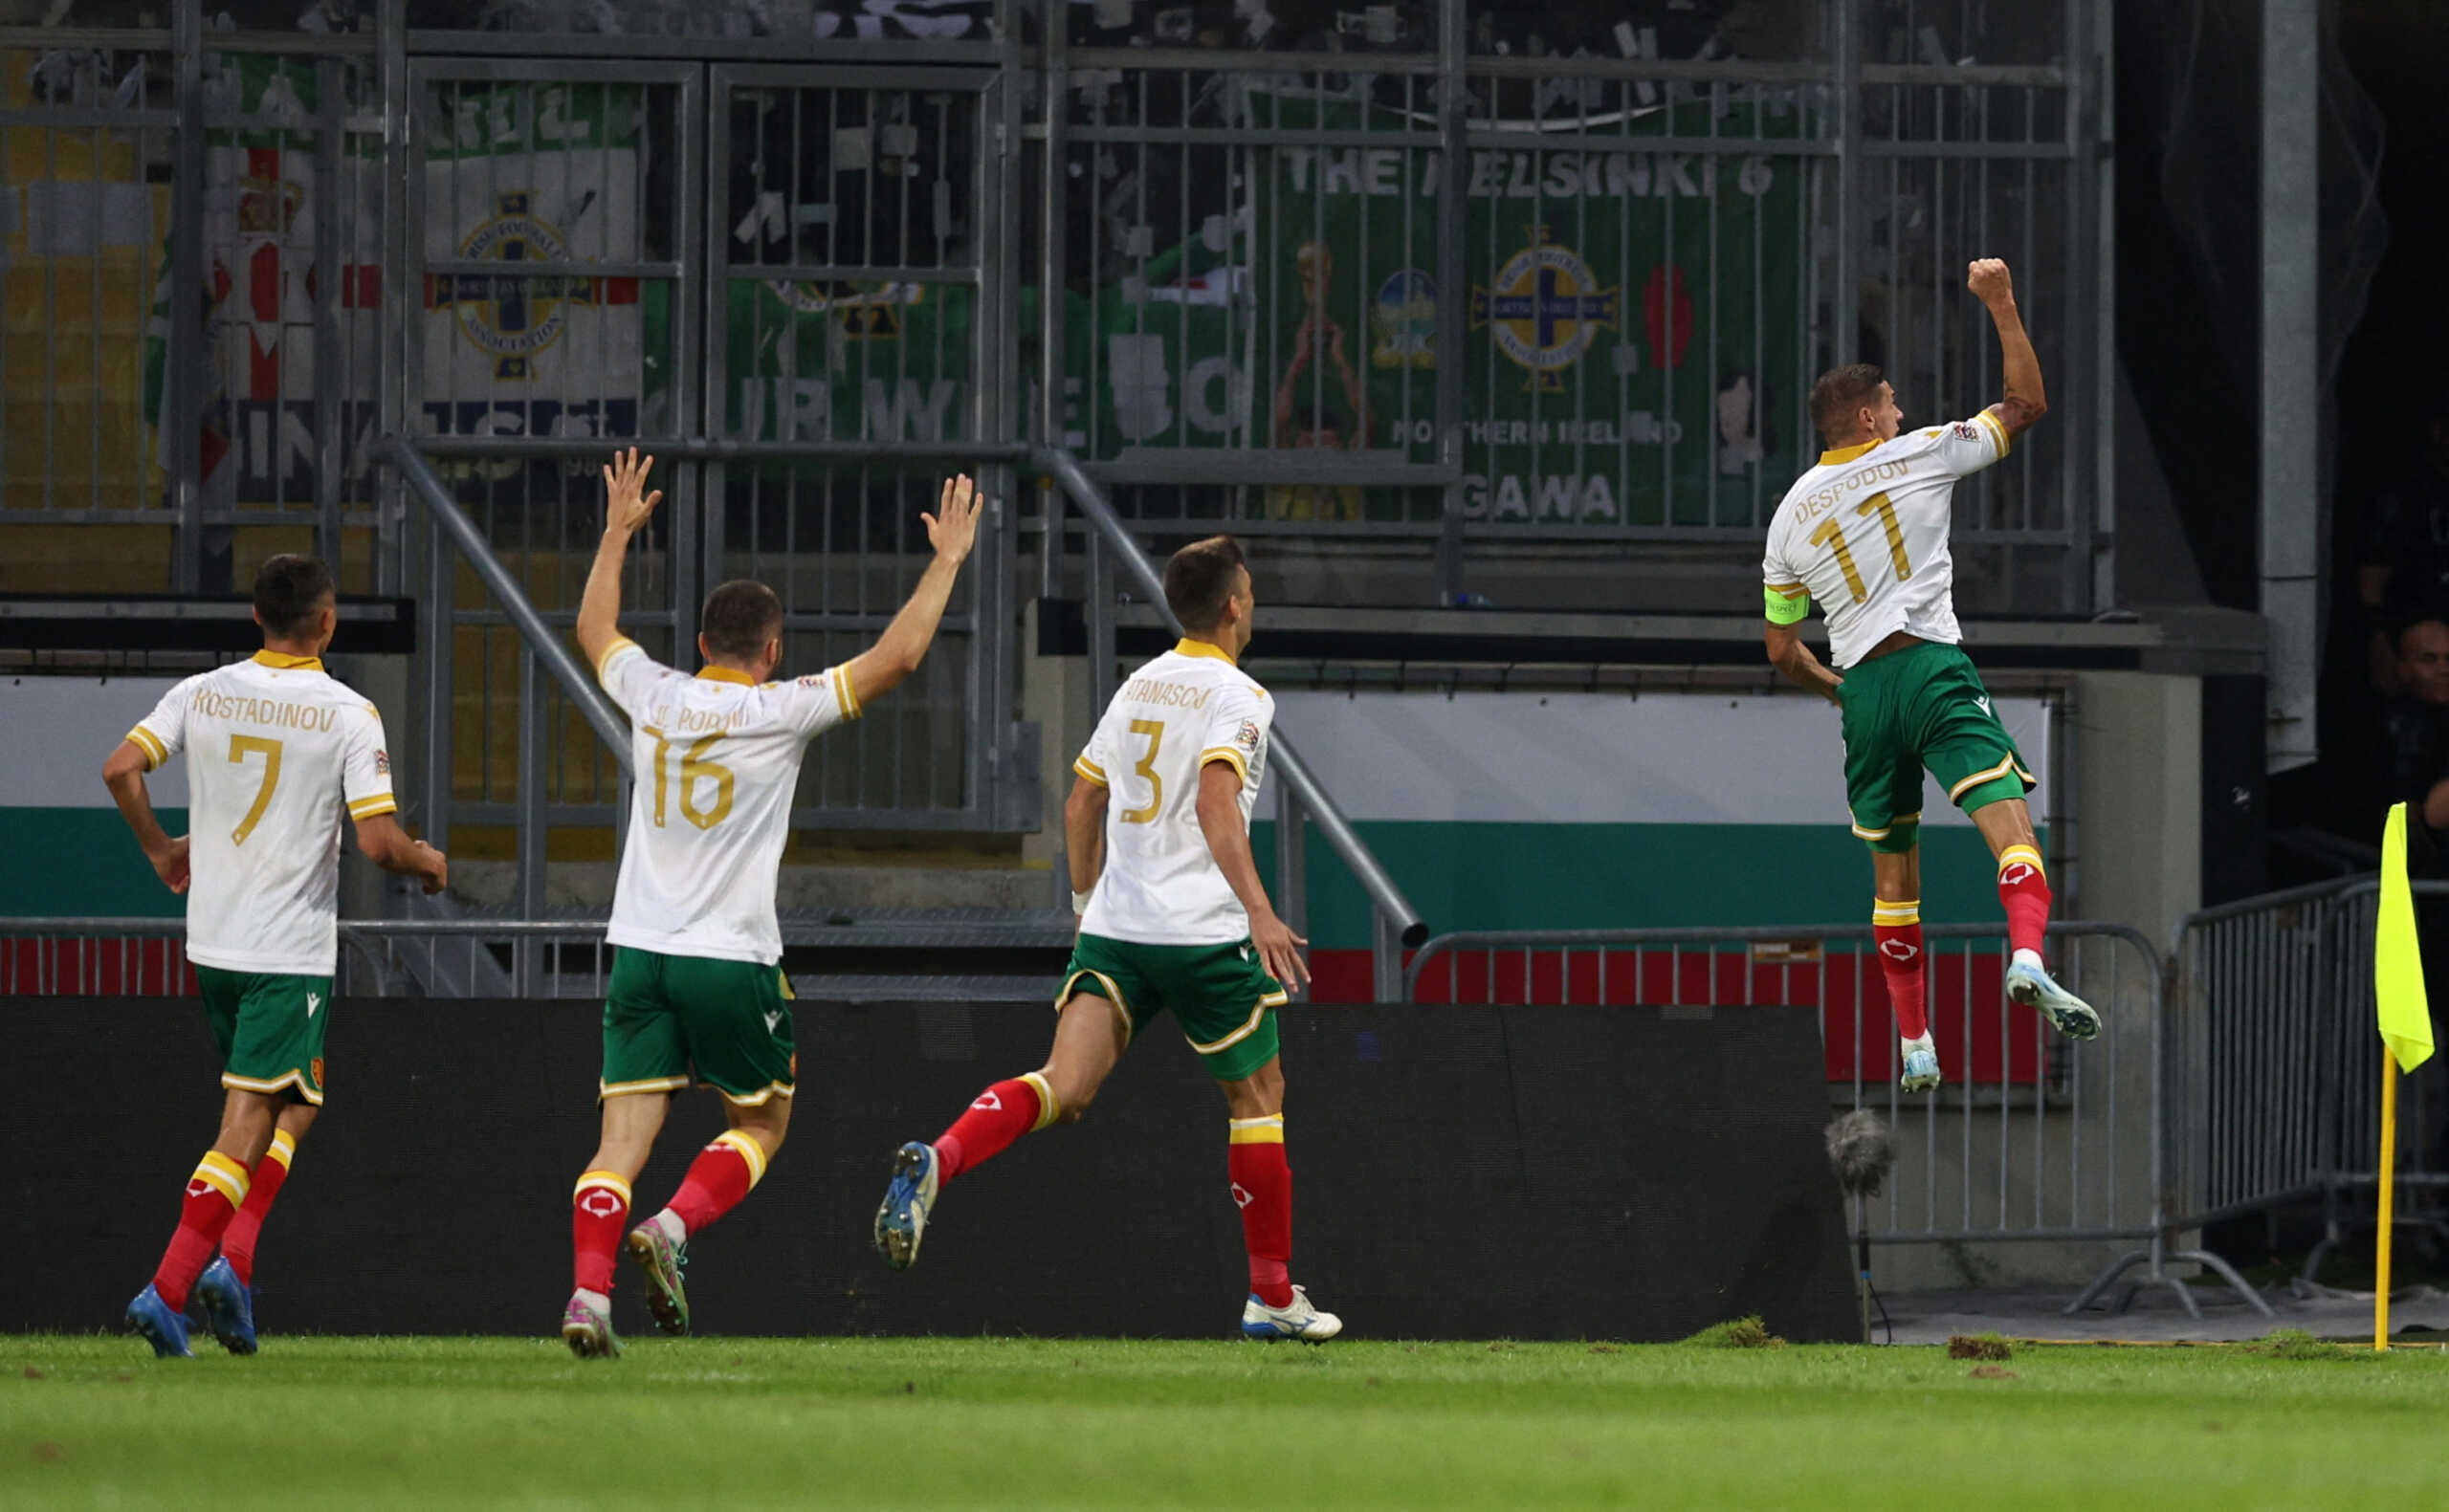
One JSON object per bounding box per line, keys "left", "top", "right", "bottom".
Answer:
{"left": 4, "top": 1333, "right": 2445, "bottom": 1508}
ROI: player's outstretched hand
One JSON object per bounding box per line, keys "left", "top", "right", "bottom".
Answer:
{"left": 151, "top": 834, "right": 191, "bottom": 895}
{"left": 412, "top": 840, "right": 448, "bottom": 896}
{"left": 1252, "top": 909, "right": 1311, "bottom": 991}
{"left": 1967, "top": 258, "right": 2016, "bottom": 308}
{"left": 601, "top": 447, "right": 663, "bottom": 537}
{"left": 925, "top": 473, "right": 982, "bottom": 567}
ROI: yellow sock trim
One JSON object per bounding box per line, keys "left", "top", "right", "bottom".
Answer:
{"left": 574, "top": 1170, "right": 633, "bottom": 1209}
{"left": 1227, "top": 1114, "right": 1286, "bottom": 1146}
{"left": 1872, "top": 898, "right": 1921, "bottom": 925}
{"left": 193, "top": 1151, "right": 251, "bottom": 1208}
{"left": 1022, "top": 1071, "right": 1061, "bottom": 1132}
{"left": 1997, "top": 844, "right": 2045, "bottom": 879}
{"left": 714, "top": 1129, "right": 769, "bottom": 1189}
{"left": 264, "top": 1129, "right": 298, "bottom": 1171}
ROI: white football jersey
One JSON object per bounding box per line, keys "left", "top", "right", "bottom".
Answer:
{"left": 1761, "top": 411, "right": 2011, "bottom": 668}
{"left": 128, "top": 650, "right": 396, "bottom": 975}
{"left": 598, "top": 638, "right": 856, "bottom": 966}
{"left": 1074, "top": 640, "right": 1274, "bottom": 946}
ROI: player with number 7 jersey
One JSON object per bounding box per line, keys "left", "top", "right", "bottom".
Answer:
{"left": 557, "top": 449, "right": 981, "bottom": 1359}
{"left": 108, "top": 554, "right": 448, "bottom": 1359}
{"left": 1760, "top": 257, "right": 2101, "bottom": 1099}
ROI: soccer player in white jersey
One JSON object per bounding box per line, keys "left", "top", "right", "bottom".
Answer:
{"left": 1761, "top": 258, "right": 2100, "bottom": 1095}
{"left": 108, "top": 555, "right": 448, "bottom": 1357}
{"left": 559, "top": 449, "right": 978, "bottom": 1357}
{"left": 872, "top": 536, "right": 1341, "bottom": 1341}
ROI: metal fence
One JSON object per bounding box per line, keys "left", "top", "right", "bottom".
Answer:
{"left": 5, "top": 3, "right": 2112, "bottom": 832}
{"left": 2164, "top": 876, "right": 2449, "bottom": 1287}
{"left": 1404, "top": 919, "right": 2266, "bottom": 1315}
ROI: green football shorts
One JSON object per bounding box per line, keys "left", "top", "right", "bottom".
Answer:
{"left": 1059, "top": 932, "right": 1291, "bottom": 1084}
{"left": 1837, "top": 640, "right": 2034, "bottom": 853}
{"left": 197, "top": 964, "right": 332, "bottom": 1106}
{"left": 601, "top": 947, "right": 796, "bottom": 1106}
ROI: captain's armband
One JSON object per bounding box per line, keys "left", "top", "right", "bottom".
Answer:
{"left": 1763, "top": 585, "right": 1811, "bottom": 625}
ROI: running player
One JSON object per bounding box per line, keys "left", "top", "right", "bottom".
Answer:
{"left": 872, "top": 536, "right": 1341, "bottom": 1341}
{"left": 111, "top": 555, "right": 448, "bottom": 1357}
{"left": 560, "top": 449, "right": 978, "bottom": 1358}
{"left": 1761, "top": 258, "right": 2100, "bottom": 1094}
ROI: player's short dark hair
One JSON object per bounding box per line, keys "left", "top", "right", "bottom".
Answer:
{"left": 700, "top": 581, "right": 783, "bottom": 661}
{"left": 1163, "top": 536, "right": 1247, "bottom": 633}
{"left": 253, "top": 554, "right": 335, "bottom": 637}
{"left": 1809, "top": 363, "right": 1887, "bottom": 445}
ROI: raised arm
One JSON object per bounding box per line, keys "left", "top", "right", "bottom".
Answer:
{"left": 1195, "top": 761, "right": 1309, "bottom": 988}
{"left": 841, "top": 474, "right": 982, "bottom": 710}
{"left": 102, "top": 739, "right": 189, "bottom": 894}
{"left": 1968, "top": 258, "right": 2047, "bottom": 437}
{"left": 577, "top": 448, "right": 664, "bottom": 675}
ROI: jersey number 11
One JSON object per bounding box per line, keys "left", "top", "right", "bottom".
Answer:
{"left": 1809, "top": 492, "right": 1913, "bottom": 604}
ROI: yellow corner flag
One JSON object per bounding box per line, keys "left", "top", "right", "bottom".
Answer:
{"left": 2379, "top": 803, "right": 2436, "bottom": 1075}
{"left": 2375, "top": 802, "right": 2437, "bottom": 1350}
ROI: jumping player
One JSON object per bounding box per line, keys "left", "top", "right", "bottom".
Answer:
{"left": 1761, "top": 258, "right": 2100, "bottom": 1093}
{"left": 560, "top": 449, "right": 977, "bottom": 1357}
{"left": 872, "top": 536, "right": 1341, "bottom": 1341}
{"left": 111, "top": 555, "right": 448, "bottom": 1356}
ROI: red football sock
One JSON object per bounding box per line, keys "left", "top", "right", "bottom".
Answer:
{"left": 1997, "top": 844, "right": 2052, "bottom": 958}
{"left": 934, "top": 1072, "right": 1055, "bottom": 1183}
{"left": 664, "top": 1131, "right": 767, "bottom": 1236}
{"left": 1872, "top": 898, "right": 1928, "bottom": 1042}
{"left": 219, "top": 1129, "right": 296, "bottom": 1289}
{"left": 152, "top": 1150, "right": 250, "bottom": 1313}
{"left": 571, "top": 1171, "right": 631, "bottom": 1295}
{"left": 1229, "top": 1116, "right": 1293, "bottom": 1309}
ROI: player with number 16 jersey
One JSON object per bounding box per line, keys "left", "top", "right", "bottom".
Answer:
{"left": 557, "top": 449, "right": 981, "bottom": 1358}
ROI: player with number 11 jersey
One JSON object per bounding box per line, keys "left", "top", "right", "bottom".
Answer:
{"left": 1761, "top": 258, "right": 2101, "bottom": 1097}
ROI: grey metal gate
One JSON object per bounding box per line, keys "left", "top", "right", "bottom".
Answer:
{"left": 401, "top": 58, "right": 1030, "bottom": 844}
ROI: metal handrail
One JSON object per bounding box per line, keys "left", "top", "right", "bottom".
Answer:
{"left": 1037, "top": 448, "right": 1431, "bottom": 972}
{"left": 374, "top": 436, "right": 635, "bottom": 772}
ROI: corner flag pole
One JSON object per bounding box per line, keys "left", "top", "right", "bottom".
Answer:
{"left": 2375, "top": 802, "right": 2438, "bottom": 1352}
{"left": 2378, "top": 1048, "right": 2398, "bottom": 1351}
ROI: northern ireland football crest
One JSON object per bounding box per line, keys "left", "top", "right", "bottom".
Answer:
{"left": 430, "top": 191, "right": 606, "bottom": 381}
{"left": 765, "top": 279, "right": 923, "bottom": 340}
{"left": 1467, "top": 227, "right": 1620, "bottom": 392}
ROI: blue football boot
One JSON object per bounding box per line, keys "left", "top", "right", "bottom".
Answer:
{"left": 873, "top": 1141, "right": 941, "bottom": 1271}
{"left": 190, "top": 1257, "right": 258, "bottom": 1355}
{"left": 2006, "top": 959, "right": 2102, "bottom": 1041}
{"left": 126, "top": 1283, "right": 192, "bottom": 1358}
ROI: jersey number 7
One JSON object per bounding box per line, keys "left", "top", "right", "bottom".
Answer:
{"left": 1807, "top": 491, "right": 1913, "bottom": 604}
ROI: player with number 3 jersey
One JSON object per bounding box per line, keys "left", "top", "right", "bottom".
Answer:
{"left": 559, "top": 449, "right": 979, "bottom": 1358}
{"left": 1761, "top": 259, "right": 2101, "bottom": 1096}
{"left": 871, "top": 535, "right": 1342, "bottom": 1343}
{"left": 110, "top": 555, "right": 448, "bottom": 1358}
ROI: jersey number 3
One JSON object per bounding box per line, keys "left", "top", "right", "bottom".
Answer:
{"left": 1808, "top": 492, "right": 1914, "bottom": 603}
{"left": 1119, "top": 718, "right": 1165, "bottom": 824}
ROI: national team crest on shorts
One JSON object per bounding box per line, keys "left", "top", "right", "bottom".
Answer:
{"left": 310, "top": 1056, "right": 325, "bottom": 1086}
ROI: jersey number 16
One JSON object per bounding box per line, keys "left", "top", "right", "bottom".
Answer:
{"left": 648, "top": 731, "right": 735, "bottom": 830}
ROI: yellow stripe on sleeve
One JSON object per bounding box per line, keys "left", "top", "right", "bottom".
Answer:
{"left": 1073, "top": 756, "right": 1109, "bottom": 786}
{"left": 347, "top": 795, "right": 397, "bottom": 821}
{"left": 1977, "top": 408, "right": 2012, "bottom": 457}
{"left": 1200, "top": 746, "right": 1250, "bottom": 782}
{"left": 594, "top": 636, "right": 640, "bottom": 686}
{"left": 831, "top": 664, "right": 864, "bottom": 721}
{"left": 126, "top": 725, "right": 168, "bottom": 768}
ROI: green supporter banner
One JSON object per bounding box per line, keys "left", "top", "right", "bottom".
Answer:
{"left": 718, "top": 277, "right": 976, "bottom": 448}
{"left": 1074, "top": 90, "right": 1809, "bottom": 526}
